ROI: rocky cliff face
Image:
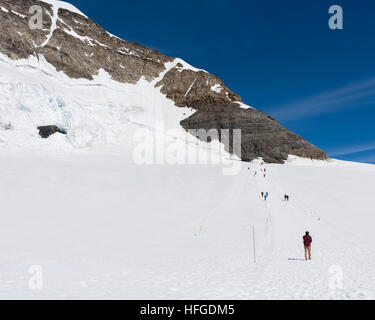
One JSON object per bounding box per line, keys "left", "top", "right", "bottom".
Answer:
{"left": 0, "top": 0, "right": 326, "bottom": 163}
{"left": 181, "top": 104, "right": 326, "bottom": 163}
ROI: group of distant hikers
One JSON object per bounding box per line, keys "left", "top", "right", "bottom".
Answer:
{"left": 259, "top": 191, "right": 290, "bottom": 202}
{"left": 260, "top": 168, "right": 267, "bottom": 178}
{"left": 252, "top": 166, "right": 313, "bottom": 261}
{"left": 253, "top": 168, "right": 267, "bottom": 178}
{"left": 260, "top": 191, "right": 269, "bottom": 201}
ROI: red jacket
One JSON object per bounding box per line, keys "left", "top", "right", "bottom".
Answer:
{"left": 303, "top": 235, "right": 312, "bottom": 247}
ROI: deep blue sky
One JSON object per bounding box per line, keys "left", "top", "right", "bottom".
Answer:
{"left": 67, "top": 0, "right": 375, "bottom": 163}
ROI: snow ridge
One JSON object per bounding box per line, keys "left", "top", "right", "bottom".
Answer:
{"left": 184, "top": 78, "right": 197, "bottom": 97}
{"left": 39, "top": 0, "right": 87, "bottom": 18}
{"left": 39, "top": 1, "right": 59, "bottom": 48}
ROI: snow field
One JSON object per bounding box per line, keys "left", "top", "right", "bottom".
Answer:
{"left": 0, "top": 150, "right": 374, "bottom": 299}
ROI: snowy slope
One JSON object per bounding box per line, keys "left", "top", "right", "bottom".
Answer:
{"left": 0, "top": 50, "right": 247, "bottom": 154}
{"left": 0, "top": 52, "right": 198, "bottom": 150}
{"left": 0, "top": 148, "right": 374, "bottom": 299}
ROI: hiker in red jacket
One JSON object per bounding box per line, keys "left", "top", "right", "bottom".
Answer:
{"left": 303, "top": 231, "right": 312, "bottom": 260}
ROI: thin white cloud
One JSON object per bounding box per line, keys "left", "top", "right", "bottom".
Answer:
{"left": 268, "top": 77, "right": 375, "bottom": 122}
{"left": 328, "top": 142, "right": 375, "bottom": 157}
{"left": 343, "top": 153, "right": 375, "bottom": 164}
{"left": 327, "top": 141, "right": 375, "bottom": 157}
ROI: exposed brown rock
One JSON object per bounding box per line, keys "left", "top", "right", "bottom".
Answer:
{"left": 155, "top": 64, "right": 241, "bottom": 108}
{"left": 181, "top": 104, "right": 327, "bottom": 163}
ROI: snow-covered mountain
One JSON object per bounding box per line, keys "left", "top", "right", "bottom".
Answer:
{"left": 0, "top": 0, "right": 374, "bottom": 300}
{"left": 0, "top": 0, "right": 326, "bottom": 162}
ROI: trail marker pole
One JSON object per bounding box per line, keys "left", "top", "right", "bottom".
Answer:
{"left": 198, "top": 220, "right": 204, "bottom": 236}
{"left": 253, "top": 225, "right": 256, "bottom": 264}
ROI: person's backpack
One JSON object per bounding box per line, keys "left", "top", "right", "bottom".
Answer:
{"left": 303, "top": 235, "right": 312, "bottom": 246}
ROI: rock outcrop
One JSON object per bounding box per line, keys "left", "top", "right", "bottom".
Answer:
{"left": 0, "top": 0, "right": 326, "bottom": 162}
{"left": 181, "top": 104, "right": 326, "bottom": 163}
{"left": 37, "top": 125, "right": 67, "bottom": 138}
